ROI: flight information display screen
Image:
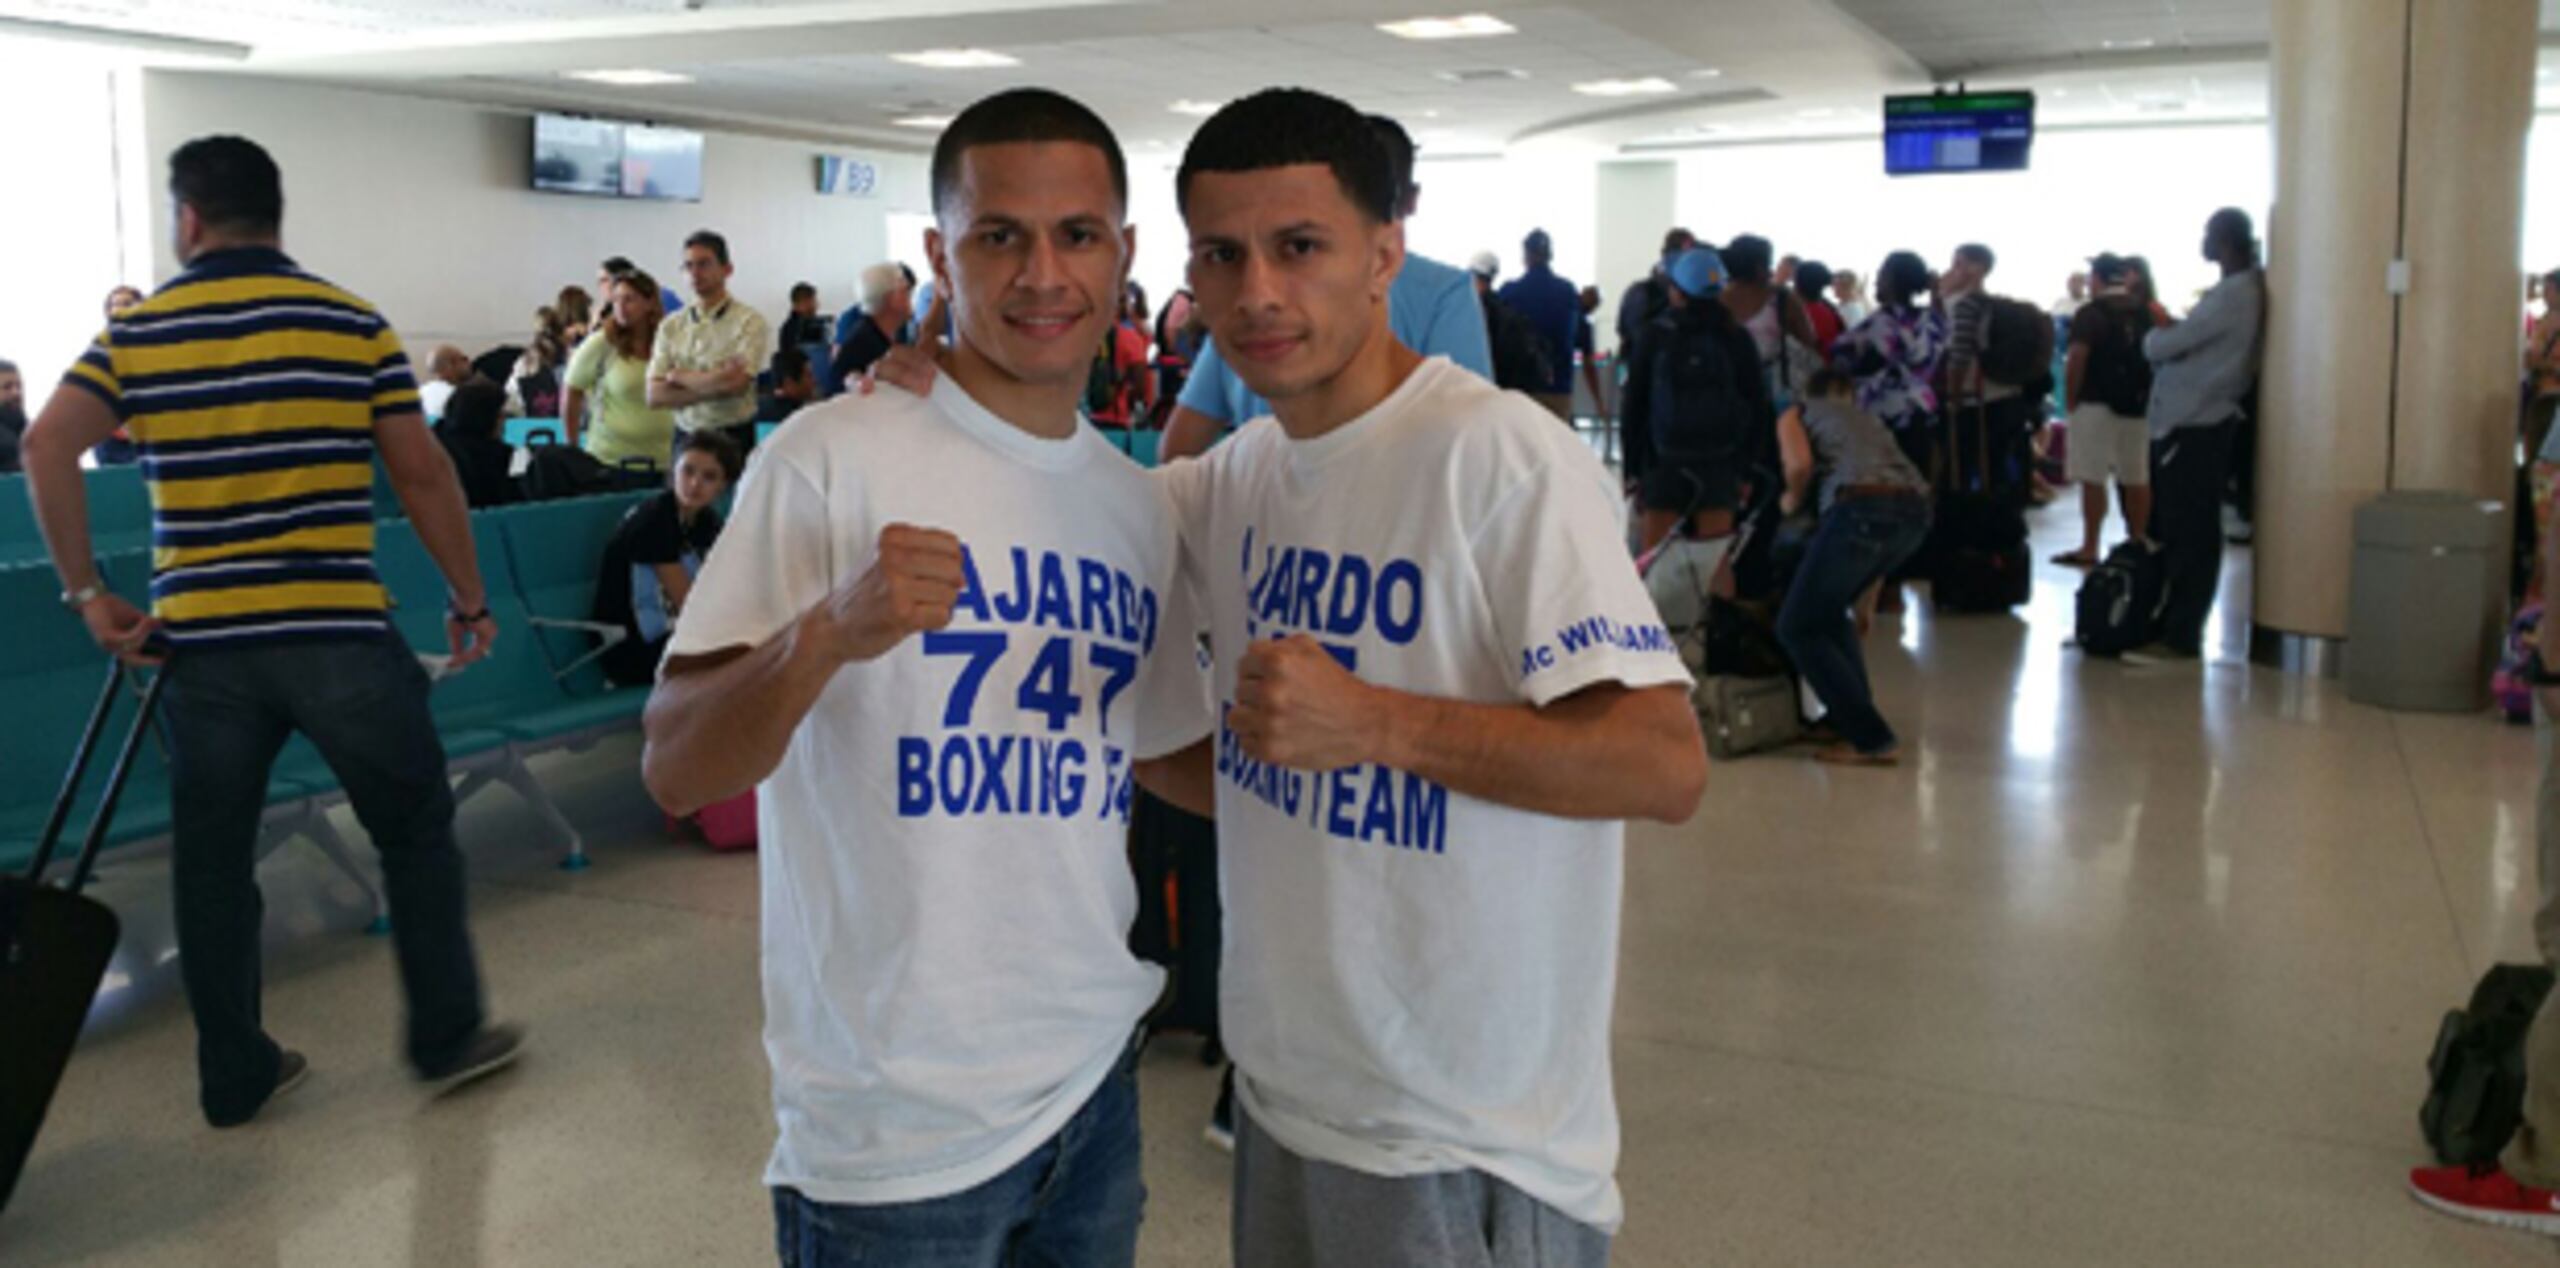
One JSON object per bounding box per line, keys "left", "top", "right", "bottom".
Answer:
{"left": 1883, "top": 91, "right": 2035, "bottom": 176}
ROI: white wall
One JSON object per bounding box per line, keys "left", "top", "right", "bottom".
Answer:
{"left": 139, "top": 72, "right": 930, "bottom": 354}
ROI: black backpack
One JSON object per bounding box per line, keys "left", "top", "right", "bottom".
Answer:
{"left": 1647, "top": 313, "right": 1751, "bottom": 468}
{"left": 2423, "top": 963, "right": 2556, "bottom": 1165}
{"left": 1484, "top": 297, "right": 1554, "bottom": 394}
{"left": 2081, "top": 304, "right": 2156, "bottom": 418}
{"left": 519, "top": 442, "right": 656, "bottom": 502}
{"left": 2073, "top": 538, "right": 2167, "bottom": 657}
{"left": 1980, "top": 296, "right": 2056, "bottom": 391}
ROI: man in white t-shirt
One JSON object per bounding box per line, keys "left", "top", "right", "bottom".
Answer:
{"left": 1148, "top": 88, "right": 1710, "bottom": 1267}
{"left": 639, "top": 89, "right": 1209, "bottom": 1265}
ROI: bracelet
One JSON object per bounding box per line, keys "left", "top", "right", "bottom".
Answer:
{"left": 449, "top": 604, "right": 491, "bottom": 623}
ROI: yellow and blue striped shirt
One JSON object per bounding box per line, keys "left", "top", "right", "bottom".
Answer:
{"left": 63, "top": 247, "right": 419, "bottom": 647}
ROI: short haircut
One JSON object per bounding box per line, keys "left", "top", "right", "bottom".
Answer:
{"left": 169, "top": 135, "right": 283, "bottom": 235}
{"left": 679, "top": 427, "right": 743, "bottom": 484}
{"left": 1367, "top": 113, "right": 1417, "bottom": 217}
{"left": 2208, "top": 207, "right": 2256, "bottom": 256}
{"left": 1805, "top": 368, "right": 1854, "bottom": 400}
{"left": 789, "top": 281, "right": 816, "bottom": 302}
{"left": 771, "top": 346, "right": 810, "bottom": 383}
{"left": 684, "top": 230, "right": 730, "bottom": 267}
{"left": 1179, "top": 88, "right": 1396, "bottom": 225}
{"left": 1722, "top": 234, "right": 1775, "bottom": 284}
{"left": 930, "top": 88, "right": 1128, "bottom": 220}
{"left": 600, "top": 255, "right": 635, "bottom": 277}
{"left": 1792, "top": 260, "right": 1834, "bottom": 303}
{"left": 0, "top": 358, "right": 19, "bottom": 376}
{"left": 859, "top": 262, "right": 908, "bottom": 307}
{"left": 1877, "top": 251, "right": 1933, "bottom": 310}
{"left": 1661, "top": 227, "right": 1696, "bottom": 258}
{"left": 1956, "top": 242, "right": 1996, "bottom": 273}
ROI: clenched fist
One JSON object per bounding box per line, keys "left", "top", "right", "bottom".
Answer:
{"left": 1230, "top": 635, "right": 1387, "bottom": 772}
{"left": 818, "top": 524, "right": 967, "bottom": 663}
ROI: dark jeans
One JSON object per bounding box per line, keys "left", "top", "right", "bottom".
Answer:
{"left": 165, "top": 633, "right": 485, "bottom": 1123}
{"left": 773, "top": 1039, "right": 1145, "bottom": 1267}
{"left": 2150, "top": 421, "right": 2236, "bottom": 654}
{"left": 1777, "top": 494, "right": 1932, "bottom": 755}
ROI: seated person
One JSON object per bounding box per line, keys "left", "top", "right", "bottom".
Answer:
{"left": 434, "top": 380, "right": 520, "bottom": 509}
{"left": 594, "top": 429, "right": 740, "bottom": 687}
{"left": 827, "top": 261, "right": 913, "bottom": 390}
{"left": 756, "top": 346, "right": 819, "bottom": 424}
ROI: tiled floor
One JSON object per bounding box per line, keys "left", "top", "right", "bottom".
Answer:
{"left": 8, "top": 501, "right": 2555, "bottom": 1265}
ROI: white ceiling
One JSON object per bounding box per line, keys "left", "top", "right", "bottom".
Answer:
{"left": 3, "top": 0, "right": 2555, "bottom": 155}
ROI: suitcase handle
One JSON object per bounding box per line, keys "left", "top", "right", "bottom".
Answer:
{"left": 25, "top": 662, "right": 168, "bottom": 894}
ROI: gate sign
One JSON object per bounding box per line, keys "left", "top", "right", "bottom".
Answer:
{"left": 817, "top": 155, "right": 880, "bottom": 198}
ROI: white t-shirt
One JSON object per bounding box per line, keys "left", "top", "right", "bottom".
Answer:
{"left": 666, "top": 376, "right": 1212, "bottom": 1205}
{"left": 1156, "top": 356, "right": 1689, "bottom": 1232}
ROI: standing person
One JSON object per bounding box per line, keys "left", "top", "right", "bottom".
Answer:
{"left": 2127, "top": 255, "right": 2173, "bottom": 327}
{"left": 1619, "top": 247, "right": 1770, "bottom": 554}
{"left": 640, "top": 88, "right": 1211, "bottom": 1266}
{"left": 1794, "top": 260, "right": 1844, "bottom": 355}
{"left": 2054, "top": 254, "right": 2156, "bottom": 567}
{"left": 776, "top": 281, "right": 828, "bottom": 351}
{"left": 1496, "top": 226, "right": 1583, "bottom": 422}
{"left": 1155, "top": 287, "right": 1201, "bottom": 405}
{"left": 598, "top": 255, "right": 680, "bottom": 318}
{"left": 2141, "top": 208, "right": 2265, "bottom": 660}
{"left": 595, "top": 430, "right": 738, "bottom": 688}
{"left": 2052, "top": 270, "right": 2091, "bottom": 320}
{"left": 1576, "top": 284, "right": 1609, "bottom": 424}
{"left": 563, "top": 270, "right": 677, "bottom": 468}
{"left": 1470, "top": 253, "right": 1556, "bottom": 396}
{"left": 1831, "top": 267, "right": 1871, "bottom": 328}
{"left": 21, "top": 134, "right": 518, "bottom": 1128}
{"left": 1829, "top": 250, "right": 1949, "bottom": 477}
{"left": 647, "top": 229, "right": 770, "bottom": 460}
{"left": 1156, "top": 87, "right": 1708, "bottom": 1267}
{"left": 1938, "top": 241, "right": 2032, "bottom": 489}
{"left": 1775, "top": 371, "right": 1933, "bottom": 766}
{"left": 556, "top": 284, "right": 594, "bottom": 343}
{"left": 0, "top": 357, "right": 25, "bottom": 473}
{"left": 1719, "top": 234, "right": 1821, "bottom": 410}
{"left": 1617, "top": 228, "right": 1696, "bottom": 355}
{"left": 1159, "top": 111, "right": 1490, "bottom": 460}
{"left": 826, "top": 262, "right": 912, "bottom": 391}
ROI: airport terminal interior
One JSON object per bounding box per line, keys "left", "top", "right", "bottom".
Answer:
{"left": 7, "top": 1, "right": 2560, "bottom": 1264}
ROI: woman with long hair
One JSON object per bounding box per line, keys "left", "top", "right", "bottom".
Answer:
{"left": 507, "top": 305, "right": 570, "bottom": 419}
{"left": 561, "top": 270, "right": 675, "bottom": 467}
{"left": 556, "top": 284, "right": 595, "bottom": 344}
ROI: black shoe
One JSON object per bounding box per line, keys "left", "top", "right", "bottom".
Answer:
{"left": 419, "top": 1024, "right": 523, "bottom": 1096}
{"left": 1204, "top": 1067, "right": 1236, "bottom": 1154}
{"left": 208, "top": 1050, "right": 309, "bottom": 1129}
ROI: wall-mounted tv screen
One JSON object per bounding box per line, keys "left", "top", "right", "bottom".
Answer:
{"left": 621, "top": 124, "right": 705, "bottom": 202}
{"left": 532, "top": 114, "right": 623, "bottom": 196}
{"left": 1883, "top": 90, "right": 2035, "bottom": 176}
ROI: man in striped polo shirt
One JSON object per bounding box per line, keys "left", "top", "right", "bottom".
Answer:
{"left": 22, "top": 134, "right": 520, "bottom": 1128}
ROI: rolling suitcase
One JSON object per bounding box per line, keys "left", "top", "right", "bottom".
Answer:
{"left": 1928, "top": 400, "right": 2032, "bottom": 612}
{"left": 2, "top": 662, "right": 165, "bottom": 1216}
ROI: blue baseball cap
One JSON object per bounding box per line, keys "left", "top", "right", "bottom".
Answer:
{"left": 1668, "top": 247, "right": 1728, "bottom": 298}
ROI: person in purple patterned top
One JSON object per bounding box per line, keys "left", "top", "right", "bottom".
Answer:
{"left": 1830, "top": 250, "right": 1949, "bottom": 475}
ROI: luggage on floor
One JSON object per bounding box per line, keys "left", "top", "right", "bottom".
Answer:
{"left": 2493, "top": 604, "right": 2544, "bottom": 725}
{"left": 1128, "top": 790, "right": 1221, "bottom": 1059}
{"left": 1695, "top": 672, "right": 1802, "bottom": 761}
{"left": 1927, "top": 401, "right": 2032, "bottom": 613}
{"left": 520, "top": 442, "right": 657, "bottom": 502}
{"left": 2422, "top": 963, "right": 2556, "bottom": 1166}
{"left": 2074, "top": 539, "right": 2169, "bottom": 658}
{"left": 2, "top": 663, "right": 165, "bottom": 1215}
{"left": 690, "top": 789, "right": 759, "bottom": 852}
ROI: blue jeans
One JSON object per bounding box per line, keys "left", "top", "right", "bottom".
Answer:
{"left": 164, "top": 633, "right": 485, "bottom": 1124}
{"left": 773, "top": 1039, "right": 1145, "bottom": 1268}
{"left": 1777, "top": 494, "right": 1932, "bottom": 755}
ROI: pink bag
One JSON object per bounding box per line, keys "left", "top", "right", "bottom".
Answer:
{"left": 691, "top": 789, "right": 759, "bottom": 852}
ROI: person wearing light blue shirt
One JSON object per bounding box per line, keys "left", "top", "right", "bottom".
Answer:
{"left": 2142, "top": 207, "right": 2264, "bottom": 659}
{"left": 1161, "top": 114, "right": 1491, "bottom": 460}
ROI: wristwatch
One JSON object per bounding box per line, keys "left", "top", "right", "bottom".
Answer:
{"left": 60, "top": 581, "right": 104, "bottom": 612}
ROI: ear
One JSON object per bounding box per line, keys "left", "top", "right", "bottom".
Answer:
{"left": 1374, "top": 220, "right": 1407, "bottom": 305}
{"left": 925, "top": 225, "right": 951, "bottom": 299}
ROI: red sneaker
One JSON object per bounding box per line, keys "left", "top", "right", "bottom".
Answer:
{"left": 2409, "top": 1163, "right": 2560, "bottom": 1235}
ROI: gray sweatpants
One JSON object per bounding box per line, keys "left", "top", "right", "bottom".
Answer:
{"left": 1233, "top": 1100, "right": 1611, "bottom": 1268}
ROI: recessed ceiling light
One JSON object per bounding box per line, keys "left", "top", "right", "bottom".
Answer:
{"left": 893, "top": 115, "right": 954, "bottom": 129}
{"left": 1689, "top": 68, "right": 1723, "bottom": 79}
{"left": 1378, "top": 14, "right": 1516, "bottom": 40}
{"left": 891, "top": 48, "right": 1019, "bottom": 69}
{"left": 1438, "top": 67, "right": 1529, "bottom": 83}
{"left": 1169, "top": 99, "right": 1221, "bottom": 116}
{"left": 1420, "top": 109, "right": 1442, "bottom": 118}
{"left": 561, "top": 69, "right": 694, "bottom": 87}
{"left": 1795, "top": 107, "right": 1838, "bottom": 118}
{"left": 2101, "top": 37, "right": 2157, "bottom": 51}
{"left": 1573, "top": 77, "right": 1677, "bottom": 97}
